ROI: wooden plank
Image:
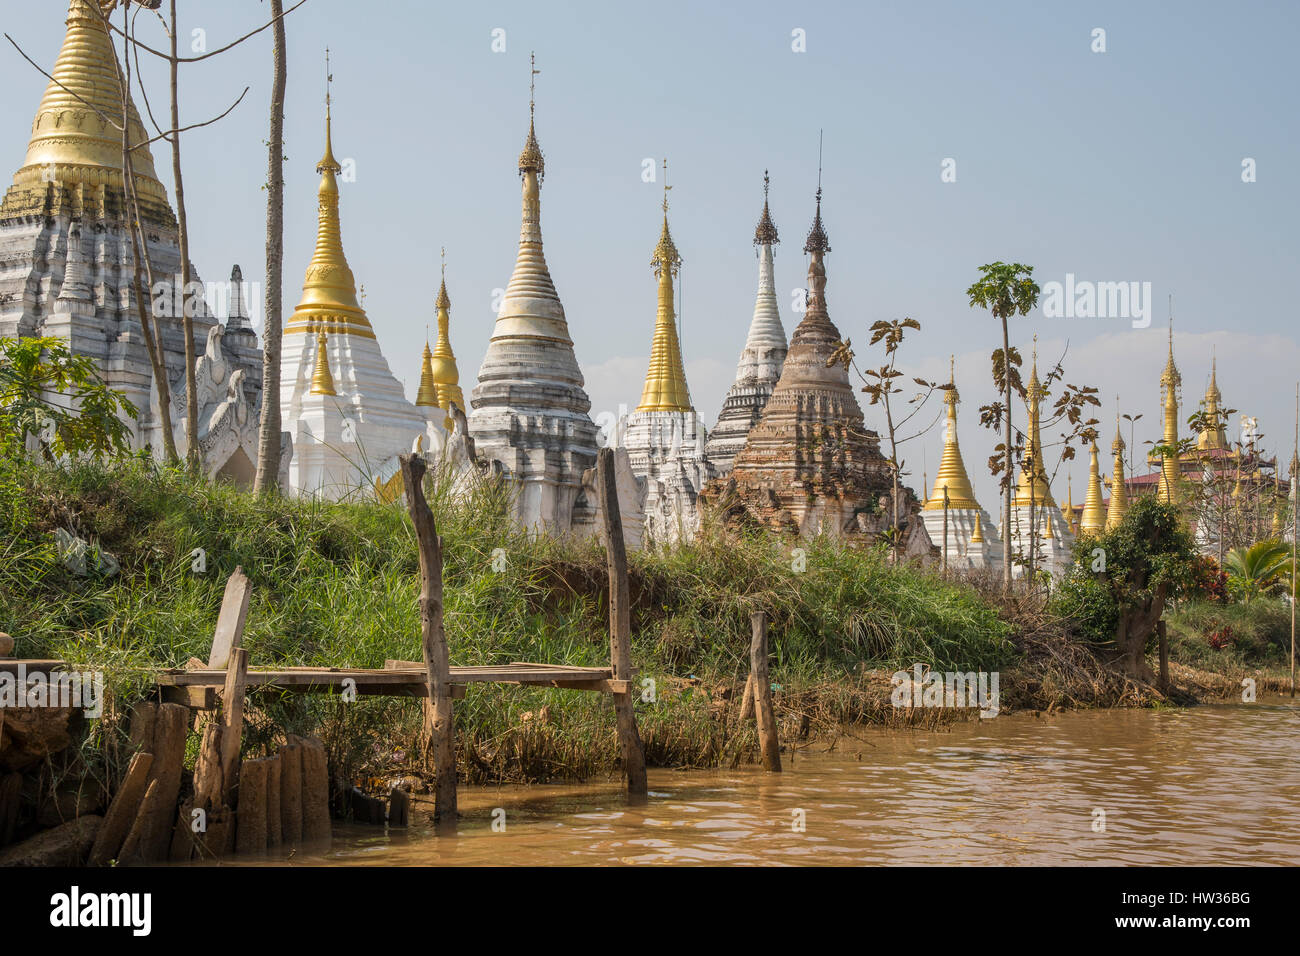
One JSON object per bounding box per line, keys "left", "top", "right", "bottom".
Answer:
{"left": 597, "top": 447, "right": 647, "bottom": 796}
{"left": 161, "top": 685, "right": 216, "bottom": 709}
{"left": 209, "top": 566, "right": 251, "bottom": 669}
{"left": 751, "top": 611, "right": 781, "bottom": 772}
{"left": 400, "top": 453, "right": 457, "bottom": 829}
{"left": 157, "top": 664, "right": 615, "bottom": 687}
{"left": 137, "top": 702, "right": 188, "bottom": 861}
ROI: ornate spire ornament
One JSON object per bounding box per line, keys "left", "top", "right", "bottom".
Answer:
{"left": 1107, "top": 401, "right": 1129, "bottom": 529}
{"left": 924, "top": 357, "right": 979, "bottom": 511}
{"left": 416, "top": 341, "right": 438, "bottom": 406}
{"left": 1159, "top": 317, "right": 1182, "bottom": 502}
{"left": 970, "top": 512, "right": 985, "bottom": 543}
{"left": 431, "top": 249, "right": 465, "bottom": 425}
{"left": 1197, "top": 352, "right": 1229, "bottom": 451}
{"left": 1014, "top": 338, "right": 1055, "bottom": 507}
{"left": 754, "top": 170, "right": 779, "bottom": 247}
{"left": 518, "top": 52, "right": 545, "bottom": 182}
{"left": 285, "top": 55, "right": 373, "bottom": 340}
{"left": 638, "top": 160, "right": 691, "bottom": 412}
{"left": 309, "top": 331, "right": 336, "bottom": 396}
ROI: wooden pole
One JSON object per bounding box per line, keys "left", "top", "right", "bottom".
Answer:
{"left": 597, "top": 448, "right": 648, "bottom": 796}
{"left": 399, "top": 454, "right": 458, "bottom": 826}
{"left": 209, "top": 566, "right": 251, "bottom": 669}
{"left": 235, "top": 757, "right": 269, "bottom": 855}
{"left": 218, "top": 647, "right": 249, "bottom": 809}
{"left": 942, "top": 487, "right": 950, "bottom": 579}
{"left": 137, "top": 702, "right": 188, "bottom": 861}
{"left": 739, "top": 674, "right": 755, "bottom": 721}
{"left": 750, "top": 611, "right": 781, "bottom": 772}
{"left": 278, "top": 737, "right": 303, "bottom": 844}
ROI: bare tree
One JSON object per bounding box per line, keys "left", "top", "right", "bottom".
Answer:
{"left": 254, "top": 0, "right": 288, "bottom": 494}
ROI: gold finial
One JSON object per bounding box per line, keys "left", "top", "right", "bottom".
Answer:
{"left": 310, "top": 330, "right": 337, "bottom": 395}
{"left": 318, "top": 48, "right": 340, "bottom": 174}
{"left": 1015, "top": 335, "right": 1053, "bottom": 507}
{"left": 519, "top": 53, "right": 545, "bottom": 180}
{"left": 754, "top": 170, "right": 779, "bottom": 246}
{"left": 430, "top": 256, "right": 463, "bottom": 427}
{"left": 416, "top": 341, "right": 438, "bottom": 406}
{"left": 662, "top": 158, "right": 672, "bottom": 215}
{"left": 651, "top": 159, "right": 681, "bottom": 275}
{"left": 1079, "top": 440, "right": 1106, "bottom": 534}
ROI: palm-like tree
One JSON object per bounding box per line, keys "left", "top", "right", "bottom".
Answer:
{"left": 1224, "top": 539, "right": 1293, "bottom": 601}
{"left": 967, "top": 262, "right": 1040, "bottom": 591}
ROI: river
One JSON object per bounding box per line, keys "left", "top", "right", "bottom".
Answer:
{"left": 260, "top": 700, "right": 1300, "bottom": 866}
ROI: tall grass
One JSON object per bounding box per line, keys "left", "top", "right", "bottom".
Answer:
{"left": 1, "top": 457, "right": 1018, "bottom": 785}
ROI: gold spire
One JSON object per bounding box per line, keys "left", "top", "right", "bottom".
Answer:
{"left": 924, "top": 357, "right": 979, "bottom": 511}
{"left": 431, "top": 250, "right": 465, "bottom": 425}
{"left": 416, "top": 342, "right": 438, "bottom": 406}
{"left": 970, "top": 511, "right": 985, "bottom": 543}
{"left": 1014, "top": 338, "right": 1055, "bottom": 507}
{"left": 1106, "top": 403, "right": 1129, "bottom": 529}
{"left": 754, "top": 170, "right": 779, "bottom": 246}
{"left": 1064, "top": 475, "right": 1077, "bottom": 534}
{"left": 2, "top": 0, "right": 172, "bottom": 221}
{"left": 1079, "top": 440, "right": 1106, "bottom": 535}
{"left": 637, "top": 160, "right": 691, "bottom": 413}
{"left": 1197, "top": 353, "right": 1229, "bottom": 451}
{"left": 1158, "top": 319, "right": 1181, "bottom": 502}
{"left": 285, "top": 54, "right": 374, "bottom": 340}
{"left": 309, "top": 331, "right": 337, "bottom": 395}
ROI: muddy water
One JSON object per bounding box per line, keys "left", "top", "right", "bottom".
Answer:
{"left": 284, "top": 701, "right": 1300, "bottom": 866}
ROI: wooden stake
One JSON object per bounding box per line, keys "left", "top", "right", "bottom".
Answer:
{"left": 209, "top": 566, "right": 251, "bottom": 669}
{"left": 117, "top": 780, "right": 161, "bottom": 864}
{"left": 87, "top": 751, "right": 153, "bottom": 866}
{"left": 218, "top": 647, "right": 249, "bottom": 809}
{"left": 278, "top": 737, "right": 303, "bottom": 844}
{"left": 300, "top": 736, "right": 331, "bottom": 842}
{"left": 597, "top": 447, "right": 648, "bottom": 795}
{"left": 750, "top": 611, "right": 781, "bottom": 772}
{"left": 265, "top": 753, "right": 282, "bottom": 848}
{"left": 1157, "top": 619, "right": 1169, "bottom": 693}
{"left": 399, "top": 454, "right": 458, "bottom": 826}
{"left": 137, "top": 702, "right": 188, "bottom": 861}
{"left": 235, "top": 757, "right": 268, "bottom": 855}
{"left": 388, "top": 788, "right": 410, "bottom": 829}
{"left": 739, "top": 673, "right": 755, "bottom": 721}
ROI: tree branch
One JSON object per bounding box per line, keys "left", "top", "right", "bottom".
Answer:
{"left": 105, "top": 0, "right": 309, "bottom": 63}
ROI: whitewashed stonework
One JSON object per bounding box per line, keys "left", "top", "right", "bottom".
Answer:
{"left": 468, "top": 116, "right": 601, "bottom": 534}
{"left": 613, "top": 410, "right": 711, "bottom": 545}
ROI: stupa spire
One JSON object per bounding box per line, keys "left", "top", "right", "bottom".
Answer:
{"left": 1197, "top": 352, "right": 1228, "bottom": 451}
{"left": 1159, "top": 315, "right": 1182, "bottom": 502}
{"left": 285, "top": 56, "right": 372, "bottom": 339}
{"left": 431, "top": 249, "right": 465, "bottom": 422}
{"left": 1014, "top": 338, "right": 1054, "bottom": 506}
{"left": 416, "top": 341, "right": 438, "bottom": 407}
{"left": 638, "top": 160, "right": 691, "bottom": 413}
{"left": 1079, "top": 439, "right": 1106, "bottom": 535}
{"left": 924, "top": 357, "right": 979, "bottom": 511}
{"left": 1107, "top": 401, "right": 1129, "bottom": 529}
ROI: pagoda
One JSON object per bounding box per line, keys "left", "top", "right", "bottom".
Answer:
{"left": 467, "top": 58, "right": 600, "bottom": 534}
{"left": 278, "top": 78, "right": 431, "bottom": 499}
{"left": 918, "top": 359, "right": 1002, "bottom": 571}
{"left": 613, "top": 163, "right": 712, "bottom": 545}
{"left": 701, "top": 187, "right": 908, "bottom": 541}
{"left": 0, "top": 0, "right": 267, "bottom": 480}
{"left": 416, "top": 256, "right": 466, "bottom": 433}
{"left": 703, "top": 172, "right": 788, "bottom": 477}
{"left": 1005, "top": 343, "right": 1074, "bottom": 576}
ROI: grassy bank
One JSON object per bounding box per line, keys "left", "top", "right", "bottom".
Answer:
{"left": 1, "top": 458, "right": 1285, "bottom": 798}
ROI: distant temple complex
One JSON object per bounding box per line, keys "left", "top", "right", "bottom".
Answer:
{"left": 8, "top": 4, "right": 1293, "bottom": 567}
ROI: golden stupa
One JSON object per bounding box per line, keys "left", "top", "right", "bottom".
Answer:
{"left": 1, "top": 0, "right": 173, "bottom": 224}
{"left": 637, "top": 164, "right": 692, "bottom": 413}
{"left": 1078, "top": 440, "right": 1107, "bottom": 535}
{"left": 309, "top": 331, "right": 336, "bottom": 396}
{"left": 1014, "top": 342, "right": 1055, "bottom": 508}
{"left": 1106, "top": 406, "right": 1129, "bottom": 530}
{"left": 924, "top": 358, "right": 979, "bottom": 511}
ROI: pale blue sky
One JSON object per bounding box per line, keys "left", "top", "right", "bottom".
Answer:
{"left": 4, "top": 0, "right": 1298, "bottom": 507}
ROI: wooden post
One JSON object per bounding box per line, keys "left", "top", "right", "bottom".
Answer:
{"left": 209, "top": 567, "right": 251, "bottom": 669}
{"left": 87, "top": 751, "right": 153, "bottom": 866}
{"left": 218, "top": 647, "right": 249, "bottom": 809}
{"left": 597, "top": 448, "right": 648, "bottom": 796}
{"left": 235, "top": 757, "right": 268, "bottom": 855}
{"left": 388, "top": 788, "right": 410, "bottom": 828}
{"left": 739, "top": 674, "right": 755, "bottom": 721}
{"left": 1157, "top": 619, "right": 1169, "bottom": 692}
{"left": 265, "top": 753, "right": 282, "bottom": 848}
{"left": 300, "top": 736, "right": 331, "bottom": 842}
{"left": 400, "top": 453, "right": 458, "bottom": 827}
{"left": 750, "top": 611, "right": 781, "bottom": 772}
{"left": 137, "top": 702, "right": 188, "bottom": 861}
{"left": 279, "top": 737, "right": 303, "bottom": 844}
